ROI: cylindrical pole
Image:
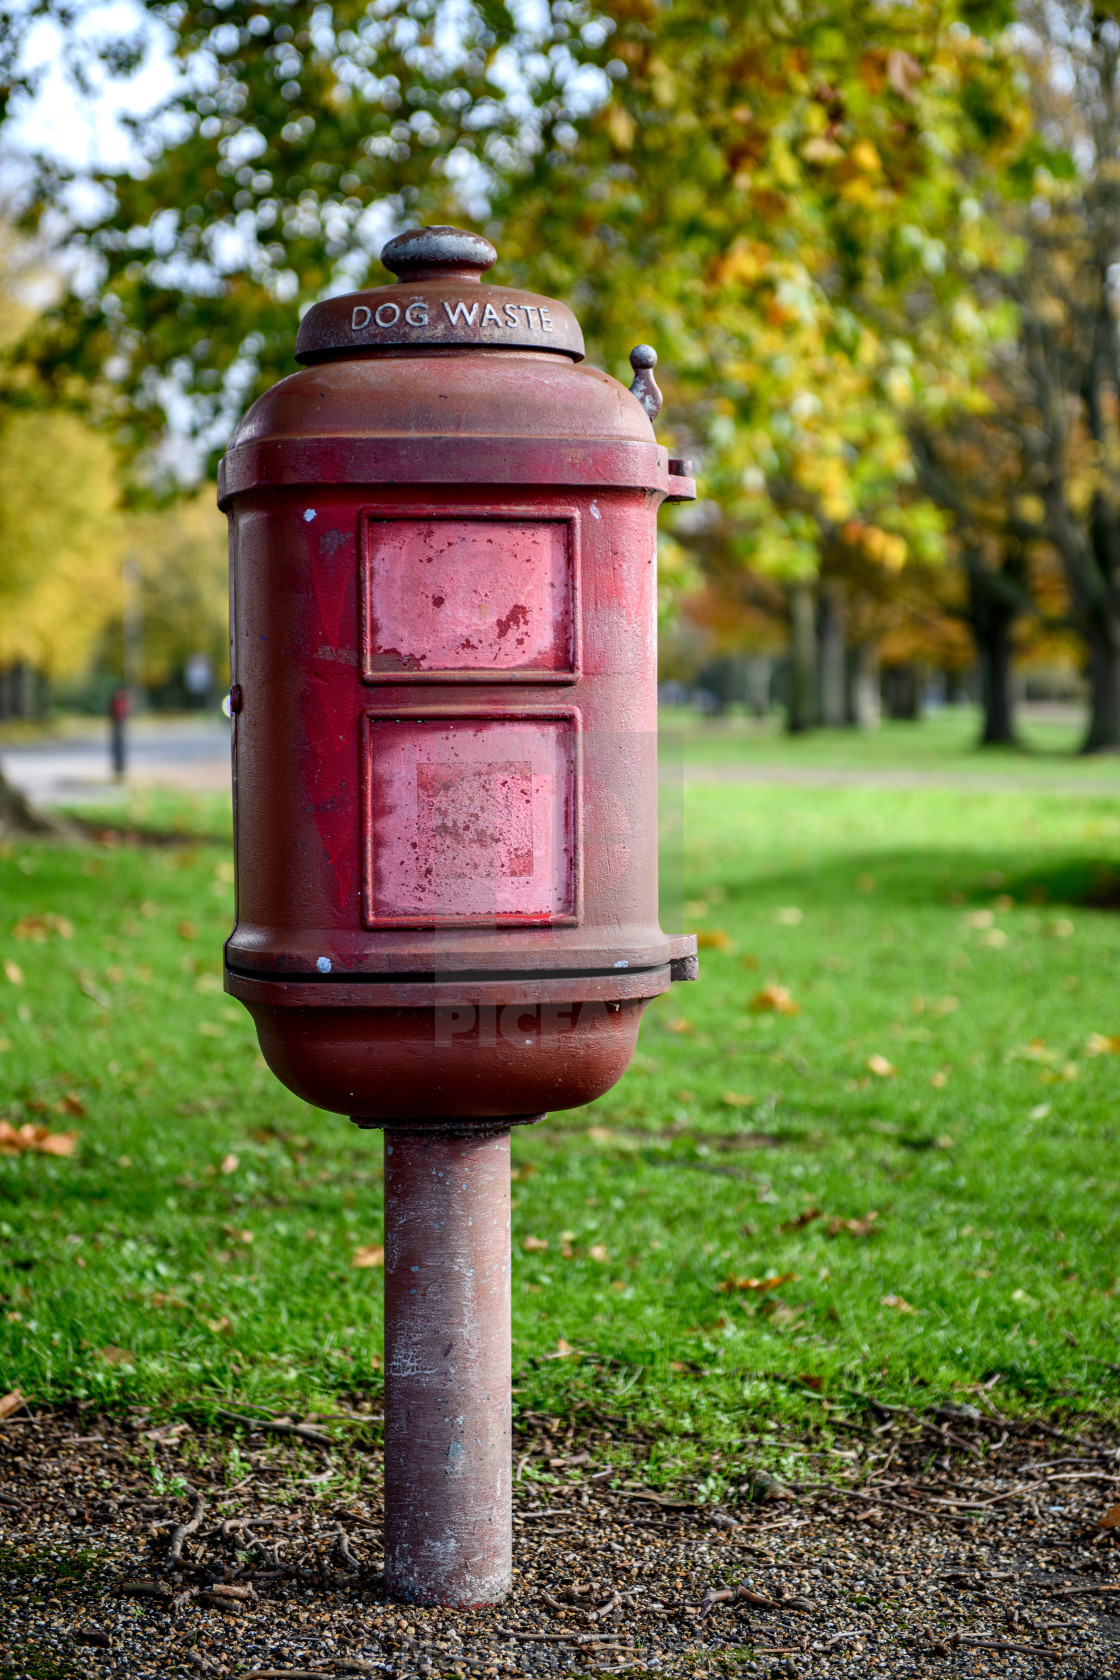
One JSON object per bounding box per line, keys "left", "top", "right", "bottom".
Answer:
{"left": 383, "top": 1125, "right": 512, "bottom": 1605}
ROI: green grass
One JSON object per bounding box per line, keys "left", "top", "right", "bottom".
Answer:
{"left": 659, "top": 703, "right": 1120, "bottom": 778}
{"left": 2, "top": 732, "right": 1120, "bottom": 1481}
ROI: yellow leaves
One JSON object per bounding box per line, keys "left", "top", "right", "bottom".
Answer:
{"left": 715, "top": 238, "right": 772, "bottom": 286}
{"left": 3, "top": 959, "right": 23, "bottom": 986}
{"left": 605, "top": 103, "right": 636, "bottom": 151}
{"left": 351, "top": 1244, "right": 384, "bottom": 1269}
{"left": 866, "top": 1054, "right": 895, "bottom": 1078}
{"left": 749, "top": 983, "right": 799, "bottom": 1015}
{"left": 12, "top": 912, "right": 72, "bottom": 942}
{"left": 0, "top": 1120, "right": 78, "bottom": 1156}
{"left": 1086, "top": 1033, "right": 1120, "bottom": 1056}
{"left": 721, "top": 1091, "right": 755, "bottom": 1108}
{"left": 850, "top": 140, "right": 882, "bottom": 175}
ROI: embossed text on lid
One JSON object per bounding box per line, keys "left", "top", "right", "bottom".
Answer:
{"left": 294, "top": 224, "right": 584, "bottom": 363}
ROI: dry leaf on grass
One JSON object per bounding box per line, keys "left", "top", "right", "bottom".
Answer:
{"left": 3, "top": 959, "right": 24, "bottom": 986}
{"left": 695, "top": 929, "right": 736, "bottom": 952}
{"left": 1047, "top": 917, "right": 1074, "bottom": 938}
{"left": 880, "top": 1294, "right": 916, "bottom": 1313}
{"left": 0, "top": 1390, "right": 24, "bottom": 1420}
{"left": 207, "top": 1317, "right": 233, "bottom": 1336}
{"left": 717, "top": 1271, "right": 798, "bottom": 1294}
{"left": 1086, "top": 1033, "right": 1120, "bottom": 1056}
{"left": 0, "top": 1121, "right": 78, "bottom": 1157}
{"left": 782, "top": 1207, "right": 822, "bottom": 1231}
{"left": 351, "top": 1244, "right": 384, "bottom": 1269}
{"left": 522, "top": 1236, "right": 549, "bottom": 1252}
{"left": 749, "top": 983, "right": 799, "bottom": 1016}
{"left": 176, "top": 920, "right": 197, "bottom": 940}
{"left": 96, "top": 1346, "right": 135, "bottom": 1366}
{"left": 964, "top": 910, "right": 994, "bottom": 929}
{"left": 219, "top": 1153, "right": 239, "bottom": 1175}
{"left": 722, "top": 1091, "right": 755, "bottom": 1108}
{"left": 828, "top": 1211, "right": 879, "bottom": 1238}
{"left": 867, "top": 1054, "right": 896, "bottom": 1077}
{"left": 587, "top": 1244, "right": 610, "bottom": 1263}
{"left": 774, "top": 906, "right": 803, "bottom": 925}
{"left": 666, "top": 1017, "right": 694, "bottom": 1034}
{"left": 13, "top": 913, "right": 72, "bottom": 942}
{"left": 1097, "top": 1504, "right": 1120, "bottom": 1530}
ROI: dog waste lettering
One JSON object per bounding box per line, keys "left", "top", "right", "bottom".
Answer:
{"left": 217, "top": 223, "right": 698, "bottom": 1608}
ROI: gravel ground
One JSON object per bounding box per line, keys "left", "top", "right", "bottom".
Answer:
{"left": 1, "top": 1399, "right": 1118, "bottom": 1680}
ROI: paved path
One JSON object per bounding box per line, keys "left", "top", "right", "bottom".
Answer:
{"left": 0, "top": 717, "right": 230, "bottom": 805}
{"left": 681, "top": 763, "right": 1120, "bottom": 793}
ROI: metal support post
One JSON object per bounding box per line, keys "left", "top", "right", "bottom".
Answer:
{"left": 382, "top": 1125, "right": 512, "bottom": 1606}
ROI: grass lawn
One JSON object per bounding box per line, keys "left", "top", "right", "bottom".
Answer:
{"left": 2, "top": 720, "right": 1119, "bottom": 1489}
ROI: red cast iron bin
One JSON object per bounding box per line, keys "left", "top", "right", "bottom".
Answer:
{"left": 219, "top": 226, "right": 697, "bottom": 1606}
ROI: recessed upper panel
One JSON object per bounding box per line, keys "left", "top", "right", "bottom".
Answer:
{"left": 361, "top": 514, "right": 578, "bottom": 684}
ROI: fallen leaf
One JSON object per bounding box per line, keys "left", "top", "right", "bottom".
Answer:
{"left": 199, "top": 1021, "right": 224, "bottom": 1037}
{"left": 931, "top": 1070, "right": 948, "bottom": 1088}
{"left": 0, "top": 1390, "right": 24, "bottom": 1420}
{"left": 933, "top": 995, "right": 959, "bottom": 1015}
{"left": 222, "top": 1226, "right": 253, "bottom": 1245}
{"left": 935, "top": 1135, "right": 955, "bottom": 1150}
{"left": 176, "top": 920, "right": 197, "bottom": 940}
{"left": 588, "top": 1243, "right": 610, "bottom": 1263}
{"left": 749, "top": 983, "right": 799, "bottom": 1016}
{"left": 760, "top": 1300, "right": 803, "bottom": 1326}
{"left": 696, "top": 929, "right": 736, "bottom": 952}
{"left": 721, "top": 1091, "right": 755, "bottom": 1108}
{"left": 880, "top": 1294, "right": 916, "bottom": 1313}
{"left": 1097, "top": 1504, "right": 1120, "bottom": 1530}
{"left": 510, "top": 1162, "right": 538, "bottom": 1182}
{"left": 774, "top": 906, "right": 803, "bottom": 925}
{"left": 717, "top": 1271, "right": 798, "bottom": 1293}
{"left": 857, "top": 874, "right": 876, "bottom": 893}
{"left": 219, "top": 1153, "right": 239, "bottom": 1175}
{"left": 543, "top": 1337, "right": 583, "bottom": 1360}
{"left": 522, "top": 1235, "right": 549, "bottom": 1252}
{"left": 666, "top": 1017, "right": 693, "bottom": 1034}
{"left": 866, "top": 1054, "right": 895, "bottom": 1077}
{"left": 12, "top": 913, "right": 72, "bottom": 942}
{"left": 3, "top": 959, "right": 23, "bottom": 986}
{"left": 740, "top": 953, "right": 760, "bottom": 970}
{"left": 827, "top": 1211, "right": 879, "bottom": 1238}
{"left": 351, "top": 1244, "right": 384, "bottom": 1269}
{"left": 1086, "top": 1033, "right": 1120, "bottom": 1056}
{"left": 207, "top": 1316, "right": 233, "bottom": 1335}
{"left": 964, "top": 909, "right": 994, "bottom": 929}
{"left": 0, "top": 1121, "right": 78, "bottom": 1157}
{"left": 149, "top": 1293, "right": 187, "bottom": 1310}
{"left": 980, "top": 927, "right": 1009, "bottom": 948}
{"left": 586, "top": 1126, "right": 616, "bottom": 1145}
{"left": 1029, "top": 1102, "right": 1051, "bottom": 1120}
{"left": 97, "top": 1345, "right": 136, "bottom": 1365}
{"left": 781, "top": 1207, "right": 822, "bottom": 1231}
{"left": 743, "top": 1468, "right": 788, "bottom": 1502}
{"left": 1047, "top": 917, "right": 1074, "bottom": 938}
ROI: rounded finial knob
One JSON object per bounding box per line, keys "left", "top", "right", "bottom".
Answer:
{"left": 380, "top": 225, "right": 498, "bottom": 284}
{"left": 628, "top": 343, "right": 663, "bottom": 420}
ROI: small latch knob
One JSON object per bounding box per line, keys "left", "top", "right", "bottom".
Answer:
{"left": 380, "top": 226, "right": 498, "bottom": 285}
{"left": 629, "top": 344, "right": 663, "bottom": 420}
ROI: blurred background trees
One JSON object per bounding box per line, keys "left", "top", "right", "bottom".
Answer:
{"left": 0, "top": 0, "right": 1118, "bottom": 749}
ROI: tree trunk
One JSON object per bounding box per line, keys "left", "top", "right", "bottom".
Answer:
{"left": 817, "top": 579, "right": 847, "bottom": 727}
{"left": 0, "top": 766, "right": 57, "bottom": 836}
{"left": 847, "top": 642, "right": 880, "bottom": 730}
{"left": 787, "top": 584, "right": 816, "bottom": 733}
{"left": 965, "top": 555, "right": 1020, "bottom": 747}
{"left": 1082, "top": 606, "right": 1120, "bottom": 752}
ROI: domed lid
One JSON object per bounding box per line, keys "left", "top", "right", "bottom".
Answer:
{"left": 294, "top": 225, "right": 584, "bottom": 364}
